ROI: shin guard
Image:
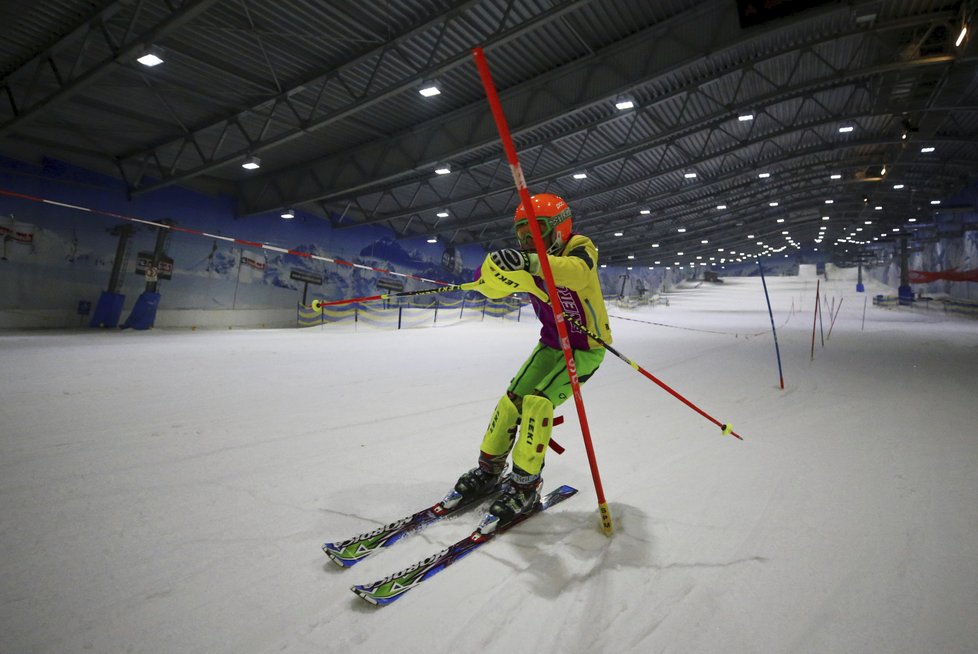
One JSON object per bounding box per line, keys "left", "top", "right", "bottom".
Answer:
{"left": 478, "top": 394, "right": 520, "bottom": 471}
{"left": 512, "top": 394, "right": 554, "bottom": 477}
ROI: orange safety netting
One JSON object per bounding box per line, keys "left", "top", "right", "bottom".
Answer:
{"left": 909, "top": 268, "right": 978, "bottom": 283}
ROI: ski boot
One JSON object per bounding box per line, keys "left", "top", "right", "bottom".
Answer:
{"left": 479, "top": 470, "right": 542, "bottom": 534}
{"left": 439, "top": 461, "right": 508, "bottom": 510}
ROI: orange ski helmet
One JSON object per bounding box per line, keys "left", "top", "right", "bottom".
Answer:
{"left": 513, "top": 193, "right": 573, "bottom": 254}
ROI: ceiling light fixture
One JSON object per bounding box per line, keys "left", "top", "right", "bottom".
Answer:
{"left": 573, "top": 172, "right": 587, "bottom": 179}
{"left": 136, "top": 47, "right": 164, "bottom": 67}
{"left": 434, "top": 165, "right": 451, "bottom": 175}
{"left": 436, "top": 211, "right": 449, "bottom": 218}
{"left": 418, "top": 81, "right": 441, "bottom": 97}
{"left": 280, "top": 208, "right": 295, "bottom": 219}
{"left": 615, "top": 96, "right": 635, "bottom": 110}
{"left": 241, "top": 155, "right": 261, "bottom": 170}
{"left": 956, "top": 25, "right": 968, "bottom": 47}
{"left": 839, "top": 126, "right": 854, "bottom": 133}
{"left": 738, "top": 113, "right": 754, "bottom": 121}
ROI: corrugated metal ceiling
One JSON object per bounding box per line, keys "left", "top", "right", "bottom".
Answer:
{"left": 0, "top": 0, "right": 975, "bottom": 268}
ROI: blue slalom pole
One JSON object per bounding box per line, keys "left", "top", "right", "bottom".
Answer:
{"left": 758, "top": 262, "right": 785, "bottom": 390}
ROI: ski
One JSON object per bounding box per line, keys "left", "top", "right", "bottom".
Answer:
{"left": 351, "top": 484, "right": 578, "bottom": 606}
{"left": 322, "top": 475, "right": 511, "bottom": 567}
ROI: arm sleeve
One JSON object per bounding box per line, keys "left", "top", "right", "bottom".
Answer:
{"left": 544, "top": 242, "right": 596, "bottom": 291}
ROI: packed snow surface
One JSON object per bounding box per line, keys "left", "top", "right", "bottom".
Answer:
{"left": 2, "top": 273, "right": 977, "bottom": 653}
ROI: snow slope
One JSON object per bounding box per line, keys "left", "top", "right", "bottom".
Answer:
{"left": 1, "top": 273, "right": 976, "bottom": 653}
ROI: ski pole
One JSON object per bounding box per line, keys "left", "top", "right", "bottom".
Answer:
{"left": 311, "top": 281, "right": 480, "bottom": 310}
{"left": 473, "top": 46, "right": 614, "bottom": 536}
{"left": 560, "top": 313, "right": 744, "bottom": 441}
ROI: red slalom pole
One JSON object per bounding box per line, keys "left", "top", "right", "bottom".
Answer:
{"left": 472, "top": 47, "right": 613, "bottom": 535}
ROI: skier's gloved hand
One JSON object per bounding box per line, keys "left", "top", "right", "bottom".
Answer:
{"left": 478, "top": 253, "right": 549, "bottom": 302}
{"left": 489, "top": 249, "right": 540, "bottom": 274}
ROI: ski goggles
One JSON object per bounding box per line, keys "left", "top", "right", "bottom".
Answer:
{"left": 514, "top": 216, "right": 558, "bottom": 248}
{"left": 514, "top": 218, "right": 550, "bottom": 246}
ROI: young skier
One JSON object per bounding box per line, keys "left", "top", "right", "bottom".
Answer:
{"left": 449, "top": 192, "right": 612, "bottom": 528}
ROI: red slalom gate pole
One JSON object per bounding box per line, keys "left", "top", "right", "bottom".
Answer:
{"left": 472, "top": 47, "right": 613, "bottom": 535}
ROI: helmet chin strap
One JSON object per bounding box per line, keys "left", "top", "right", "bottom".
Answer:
{"left": 521, "top": 235, "right": 562, "bottom": 255}
{"left": 516, "top": 218, "right": 567, "bottom": 255}
{"left": 519, "top": 233, "right": 550, "bottom": 252}
{"left": 546, "top": 235, "right": 565, "bottom": 255}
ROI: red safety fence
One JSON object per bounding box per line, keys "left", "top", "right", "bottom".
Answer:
{"left": 910, "top": 268, "right": 978, "bottom": 283}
